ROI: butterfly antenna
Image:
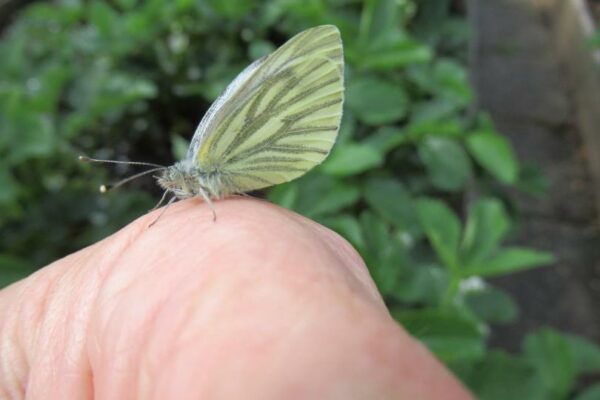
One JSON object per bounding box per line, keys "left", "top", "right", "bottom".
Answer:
{"left": 99, "top": 167, "right": 166, "bottom": 193}
{"left": 79, "top": 155, "right": 165, "bottom": 169}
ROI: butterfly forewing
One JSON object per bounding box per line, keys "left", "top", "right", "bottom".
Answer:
{"left": 190, "top": 25, "right": 344, "bottom": 193}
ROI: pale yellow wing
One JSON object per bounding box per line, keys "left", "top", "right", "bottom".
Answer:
{"left": 188, "top": 25, "right": 344, "bottom": 193}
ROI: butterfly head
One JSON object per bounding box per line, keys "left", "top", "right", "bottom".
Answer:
{"left": 157, "top": 161, "right": 199, "bottom": 198}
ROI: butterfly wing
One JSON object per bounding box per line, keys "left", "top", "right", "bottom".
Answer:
{"left": 188, "top": 25, "right": 344, "bottom": 193}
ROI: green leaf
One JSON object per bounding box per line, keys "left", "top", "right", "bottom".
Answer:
{"left": 359, "top": 211, "right": 404, "bottom": 295}
{"left": 416, "top": 198, "right": 461, "bottom": 270}
{"left": 358, "top": 41, "right": 432, "bottom": 70}
{"left": 267, "top": 182, "right": 299, "bottom": 210}
{"left": 565, "top": 334, "right": 600, "bottom": 374}
{"left": 592, "top": 34, "right": 600, "bottom": 49}
{"left": 464, "top": 286, "right": 518, "bottom": 324}
{"left": 114, "top": 0, "right": 138, "bottom": 10}
{"left": 358, "top": 0, "right": 404, "bottom": 45}
{"left": 588, "top": 29, "right": 600, "bottom": 48}
{"left": 516, "top": 164, "right": 549, "bottom": 196}
{"left": 394, "top": 263, "right": 449, "bottom": 305}
{"left": 30, "top": 64, "right": 73, "bottom": 113}
{"left": 574, "top": 384, "right": 600, "bottom": 400}
{"left": 337, "top": 112, "right": 357, "bottom": 145}
{"left": 405, "top": 118, "right": 464, "bottom": 141}
{"left": 411, "top": 98, "right": 460, "bottom": 123}
{"left": 364, "top": 126, "right": 408, "bottom": 154}
{"left": 321, "top": 214, "right": 364, "bottom": 251}
{"left": 461, "top": 197, "right": 510, "bottom": 268}
{"left": 363, "top": 178, "right": 421, "bottom": 237}
{"left": 207, "top": 0, "right": 256, "bottom": 19}
{"left": 201, "top": 64, "right": 244, "bottom": 101}
{"left": 346, "top": 75, "right": 409, "bottom": 125}
{"left": 124, "top": 78, "right": 158, "bottom": 98}
{"left": 465, "top": 351, "right": 545, "bottom": 400}
{"left": 248, "top": 39, "right": 275, "bottom": 59}
{"left": 432, "top": 59, "right": 472, "bottom": 106}
{"left": 321, "top": 142, "right": 383, "bottom": 177}
{"left": 463, "top": 247, "right": 554, "bottom": 278}
{"left": 395, "top": 308, "right": 485, "bottom": 363}
{"left": 418, "top": 136, "right": 472, "bottom": 191}
{"left": 524, "top": 328, "right": 577, "bottom": 399}
{"left": 7, "top": 114, "right": 55, "bottom": 163}
{"left": 353, "top": 27, "right": 432, "bottom": 70}
{"left": 89, "top": 1, "right": 118, "bottom": 39}
{"left": 281, "top": 174, "right": 360, "bottom": 218}
{"left": 360, "top": 211, "right": 391, "bottom": 259}
{"left": 0, "top": 169, "right": 19, "bottom": 206}
{"left": 171, "top": 134, "right": 189, "bottom": 161}
{"left": 467, "top": 130, "right": 519, "bottom": 184}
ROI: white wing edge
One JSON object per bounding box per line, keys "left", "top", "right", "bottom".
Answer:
{"left": 186, "top": 56, "right": 265, "bottom": 159}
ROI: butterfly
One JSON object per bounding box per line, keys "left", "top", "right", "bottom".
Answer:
{"left": 80, "top": 25, "right": 344, "bottom": 223}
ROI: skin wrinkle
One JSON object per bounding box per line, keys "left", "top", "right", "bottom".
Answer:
{"left": 2, "top": 282, "right": 34, "bottom": 398}
{"left": 83, "top": 225, "right": 153, "bottom": 398}
{"left": 94, "top": 293, "right": 164, "bottom": 400}
{"left": 23, "top": 266, "right": 68, "bottom": 396}
{"left": 136, "top": 278, "right": 205, "bottom": 399}
{"left": 1, "top": 310, "right": 26, "bottom": 398}
{"left": 55, "top": 255, "right": 98, "bottom": 395}
{"left": 0, "top": 197, "right": 473, "bottom": 400}
{"left": 134, "top": 234, "right": 238, "bottom": 397}
{"left": 26, "top": 251, "right": 94, "bottom": 399}
{"left": 90, "top": 247, "right": 174, "bottom": 398}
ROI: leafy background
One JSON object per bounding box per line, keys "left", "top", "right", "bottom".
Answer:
{"left": 1, "top": 0, "right": 600, "bottom": 398}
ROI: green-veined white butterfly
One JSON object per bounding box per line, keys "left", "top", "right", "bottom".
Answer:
{"left": 81, "top": 25, "right": 344, "bottom": 223}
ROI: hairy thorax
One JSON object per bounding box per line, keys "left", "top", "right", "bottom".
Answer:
{"left": 157, "top": 160, "right": 223, "bottom": 199}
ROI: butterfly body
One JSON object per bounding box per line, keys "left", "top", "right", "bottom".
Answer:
{"left": 157, "top": 160, "right": 227, "bottom": 200}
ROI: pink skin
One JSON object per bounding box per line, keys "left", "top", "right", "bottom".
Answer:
{"left": 0, "top": 198, "right": 473, "bottom": 399}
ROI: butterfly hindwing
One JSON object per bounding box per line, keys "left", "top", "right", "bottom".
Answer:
{"left": 188, "top": 25, "right": 344, "bottom": 193}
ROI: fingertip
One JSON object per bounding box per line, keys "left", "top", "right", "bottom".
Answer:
{"left": 129, "top": 196, "right": 383, "bottom": 306}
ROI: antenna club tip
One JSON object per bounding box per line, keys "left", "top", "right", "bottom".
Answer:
{"left": 99, "top": 185, "right": 108, "bottom": 193}
{"left": 79, "top": 155, "right": 89, "bottom": 162}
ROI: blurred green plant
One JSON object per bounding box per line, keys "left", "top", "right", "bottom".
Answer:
{"left": 1, "top": 0, "right": 599, "bottom": 398}
{"left": 589, "top": 29, "right": 600, "bottom": 48}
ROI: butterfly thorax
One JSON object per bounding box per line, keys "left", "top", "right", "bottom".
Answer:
{"left": 157, "top": 160, "right": 224, "bottom": 199}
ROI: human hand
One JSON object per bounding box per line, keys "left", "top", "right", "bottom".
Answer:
{"left": 0, "top": 198, "right": 473, "bottom": 399}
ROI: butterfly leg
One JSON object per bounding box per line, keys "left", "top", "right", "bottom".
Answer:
{"left": 197, "top": 188, "right": 217, "bottom": 222}
{"left": 148, "top": 196, "right": 177, "bottom": 227}
{"left": 151, "top": 189, "right": 170, "bottom": 211}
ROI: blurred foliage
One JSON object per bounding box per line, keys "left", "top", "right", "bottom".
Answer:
{"left": 1, "top": 0, "right": 599, "bottom": 397}
{"left": 589, "top": 29, "right": 600, "bottom": 47}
